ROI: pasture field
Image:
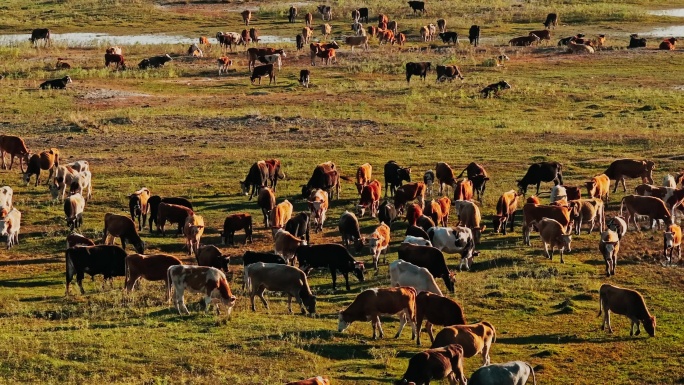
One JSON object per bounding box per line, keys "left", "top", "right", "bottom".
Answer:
{"left": 1, "top": 0, "right": 684, "bottom": 384}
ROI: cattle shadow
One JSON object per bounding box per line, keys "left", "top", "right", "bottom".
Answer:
{"left": 469, "top": 256, "right": 526, "bottom": 272}
{"left": 583, "top": 259, "right": 639, "bottom": 266}
{"left": 0, "top": 278, "right": 57, "bottom": 288}
{"left": 497, "top": 333, "right": 630, "bottom": 345}
{"left": 302, "top": 341, "right": 373, "bottom": 360}
{"left": 337, "top": 376, "right": 395, "bottom": 384}
{"left": 0, "top": 257, "right": 62, "bottom": 267}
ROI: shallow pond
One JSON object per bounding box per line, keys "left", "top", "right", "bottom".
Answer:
{"left": 0, "top": 32, "right": 293, "bottom": 46}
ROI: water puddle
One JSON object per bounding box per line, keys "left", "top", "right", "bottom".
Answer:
{"left": 646, "top": 8, "right": 684, "bottom": 35}
{"left": 0, "top": 32, "right": 293, "bottom": 46}
{"left": 649, "top": 8, "right": 684, "bottom": 17}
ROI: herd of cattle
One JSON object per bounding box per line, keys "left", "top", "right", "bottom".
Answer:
{"left": 0, "top": 128, "right": 672, "bottom": 383}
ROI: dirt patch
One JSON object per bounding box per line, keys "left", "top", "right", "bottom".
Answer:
{"left": 79, "top": 88, "right": 152, "bottom": 100}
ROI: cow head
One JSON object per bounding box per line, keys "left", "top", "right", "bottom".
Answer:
{"left": 368, "top": 234, "right": 384, "bottom": 255}
{"left": 0, "top": 217, "right": 11, "bottom": 237}
{"left": 558, "top": 233, "right": 572, "bottom": 252}
{"left": 133, "top": 240, "right": 146, "bottom": 254}
{"left": 644, "top": 315, "right": 656, "bottom": 337}
{"left": 49, "top": 180, "right": 61, "bottom": 200}
{"left": 645, "top": 160, "right": 656, "bottom": 172}
{"left": 239, "top": 181, "right": 251, "bottom": 196}
{"left": 398, "top": 167, "right": 411, "bottom": 183}
{"left": 517, "top": 180, "right": 527, "bottom": 195}
{"left": 301, "top": 185, "right": 312, "bottom": 198}
{"left": 337, "top": 311, "right": 352, "bottom": 332}
{"left": 492, "top": 215, "right": 504, "bottom": 233}
{"left": 664, "top": 231, "right": 676, "bottom": 252}
{"left": 585, "top": 180, "right": 597, "bottom": 198}
{"left": 303, "top": 294, "right": 317, "bottom": 315}
{"left": 353, "top": 261, "right": 366, "bottom": 282}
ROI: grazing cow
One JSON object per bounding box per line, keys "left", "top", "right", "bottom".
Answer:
{"left": 437, "top": 18, "right": 446, "bottom": 33}
{"left": 147, "top": 196, "right": 192, "bottom": 232}
{"left": 0, "top": 208, "right": 21, "bottom": 249}
{"left": 536, "top": 217, "right": 572, "bottom": 263}
{"left": 270, "top": 199, "right": 293, "bottom": 230}
{"left": 394, "top": 182, "right": 426, "bottom": 215}
{"left": 49, "top": 165, "right": 79, "bottom": 201}
{"left": 469, "top": 25, "right": 481, "bottom": 46}
{"left": 436, "top": 65, "right": 464, "bottom": 82}
{"left": 249, "top": 28, "right": 260, "bottom": 44}
{"left": 245, "top": 262, "right": 316, "bottom": 314}
{"left": 345, "top": 35, "right": 369, "bottom": 52}
{"left": 103, "top": 213, "right": 145, "bottom": 253}
{"left": 664, "top": 224, "right": 682, "bottom": 265}
{"left": 378, "top": 201, "right": 398, "bottom": 226}
{"left": 0, "top": 135, "right": 30, "bottom": 171}
{"left": 429, "top": 226, "right": 478, "bottom": 270}
{"left": 517, "top": 161, "right": 563, "bottom": 195}
{"left": 301, "top": 161, "right": 341, "bottom": 199}
{"left": 317, "top": 5, "right": 332, "bottom": 21}
{"left": 183, "top": 214, "right": 205, "bottom": 256}
{"left": 241, "top": 10, "right": 252, "bottom": 25}
{"left": 406, "top": 62, "right": 432, "bottom": 83}
{"left": 599, "top": 230, "right": 620, "bottom": 276}
{"left": 604, "top": 159, "right": 655, "bottom": 193}
{"left": 66, "top": 232, "right": 95, "bottom": 249}
{"left": 157, "top": 203, "right": 193, "bottom": 236}
{"left": 124, "top": 254, "right": 182, "bottom": 292}
{"left": 607, "top": 215, "right": 628, "bottom": 240}
{"left": 659, "top": 37, "right": 677, "bottom": 50}
{"left": 522, "top": 202, "right": 571, "bottom": 246}
{"left": 339, "top": 210, "right": 365, "bottom": 253}
{"left": 167, "top": 265, "right": 236, "bottom": 315}
{"left": 305, "top": 12, "right": 313, "bottom": 27}
{"left": 128, "top": 187, "right": 151, "bottom": 231}
{"left": 494, "top": 190, "right": 520, "bottom": 234}
{"left": 368, "top": 223, "right": 390, "bottom": 270}
{"left": 509, "top": 34, "right": 540, "bottom": 46}
{"left": 355, "top": 163, "right": 373, "bottom": 194}
{"left": 257, "top": 187, "right": 276, "bottom": 228}
{"left": 104, "top": 53, "right": 126, "bottom": 69}
{"left": 406, "top": 203, "right": 423, "bottom": 227}
{"left": 571, "top": 198, "right": 604, "bottom": 235}
{"left": 620, "top": 195, "right": 671, "bottom": 231}
{"left": 285, "top": 212, "right": 311, "bottom": 244}
{"left": 264, "top": 158, "right": 285, "bottom": 192}
{"left": 403, "top": 234, "right": 432, "bottom": 246}
{"left": 338, "top": 287, "right": 417, "bottom": 339}
{"left": 481, "top": 80, "right": 511, "bottom": 98}
{"left": 418, "top": 215, "right": 436, "bottom": 233}
{"left": 415, "top": 292, "right": 467, "bottom": 346}
{"left": 408, "top": 0, "right": 426, "bottom": 14}
{"left": 288, "top": 6, "right": 298, "bottom": 23}
{"left": 216, "top": 32, "right": 242, "bottom": 51}
{"left": 390, "top": 260, "right": 443, "bottom": 297}
{"left": 315, "top": 47, "right": 337, "bottom": 65}
{"left": 308, "top": 189, "right": 329, "bottom": 232}
{"left": 138, "top": 54, "right": 172, "bottom": 69}
{"left": 368, "top": 26, "right": 378, "bottom": 38}
{"left": 568, "top": 40, "right": 595, "bottom": 54}
{"left": 274, "top": 228, "right": 306, "bottom": 264}
{"left": 250, "top": 63, "right": 276, "bottom": 85}
{"left": 454, "top": 200, "right": 485, "bottom": 244}
{"left": 65, "top": 245, "right": 126, "bottom": 295}
{"left": 629, "top": 33, "right": 647, "bottom": 48}
{"left": 388, "top": 20, "right": 398, "bottom": 35}
{"left": 296, "top": 34, "right": 305, "bottom": 50}
{"left": 468, "top": 361, "right": 536, "bottom": 385}
{"left": 321, "top": 23, "right": 332, "bottom": 40}
{"left": 438, "top": 32, "right": 458, "bottom": 44}
{"left": 309, "top": 41, "right": 339, "bottom": 66}
{"left": 422, "top": 200, "right": 441, "bottom": 227}
{"left": 395, "top": 344, "right": 467, "bottom": 385}
{"left": 187, "top": 44, "right": 203, "bottom": 57}
{"left": 598, "top": 284, "right": 656, "bottom": 337}
{"left": 384, "top": 161, "right": 412, "bottom": 197}
{"left": 296, "top": 243, "right": 366, "bottom": 291}
{"left": 286, "top": 377, "right": 330, "bottom": 385}
{"left": 39, "top": 76, "right": 72, "bottom": 89}
{"left": 423, "top": 170, "right": 435, "bottom": 196}
{"left": 197, "top": 245, "right": 230, "bottom": 273}
{"left": 544, "top": 13, "right": 559, "bottom": 29}
{"left": 217, "top": 57, "right": 233, "bottom": 75}
{"left": 22, "top": 149, "right": 58, "bottom": 186}
{"left": 357, "top": 180, "right": 381, "bottom": 217}
{"left": 0, "top": 186, "right": 13, "bottom": 210}
{"left": 586, "top": 173, "right": 610, "bottom": 202}
{"left": 453, "top": 179, "right": 474, "bottom": 202}
{"left": 431, "top": 321, "right": 497, "bottom": 366}
{"left": 530, "top": 30, "right": 551, "bottom": 43}
{"left": 398, "top": 242, "right": 455, "bottom": 293}
{"left": 359, "top": 7, "right": 369, "bottom": 22}
{"left": 456, "top": 162, "right": 489, "bottom": 200}
{"left": 378, "top": 14, "right": 389, "bottom": 25}
{"left": 30, "top": 28, "right": 51, "bottom": 46}
{"left": 68, "top": 170, "right": 92, "bottom": 201}
{"left": 64, "top": 193, "right": 85, "bottom": 230}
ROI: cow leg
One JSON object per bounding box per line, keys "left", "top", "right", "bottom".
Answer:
{"left": 621, "top": 177, "right": 627, "bottom": 193}
{"left": 523, "top": 225, "right": 530, "bottom": 246}
{"left": 543, "top": 242, "right": 551, "bottom": 259}
{"left": 535, "top": 182, "right": 541, "bottom": 195}
{"left": 611, "top": 255, "right": 617, "bottom": 275}
{"left": 560, "top": 248, "right": 565, "bottom": 263}
{"left": 394, "top": 310, "right": 408, "bottom": 339}
{"left": 482, "top": 342, "right": 491, "bottom": 366}
{"left": 257, "top": 287, "right": 269, "bottom": 310}
{"left": 372, "top": 316, "right": 384, "bottom": 339}
{"left": 76, "top": 272, "right": 86, "bottom": 294}
{"left": 343, "top": 270, "right": 351, "bottom": 291}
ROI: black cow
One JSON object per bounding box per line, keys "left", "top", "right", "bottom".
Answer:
{"left": 30, "top": 28, "right": 51, "bottom": 46}
{"left": 384, "top": 160, "right": 412, "bottom": 197}
{"left": 359, "top": 7, "right": 369, "bottom": 22}
{"left": 147, "top": 196, "right": 193, "bottom": 232}
{"left": 417, "top": 215, "right": 436, "bottom": 233}
{"left": 301, "top": 163, "right": 340, "bottom": 199}
{"left": 481, "top": 80, "right": 511, "bottom": 98}
{"left": 457, "top": 162, "right": 489, "bottom": 200}
{"left": 378, "top": 200, "right": 398, "bottom": 226}
{"left": 39, "top": 76, "right": 72, "bottom": 90}
{"left": 65, "top": 245, "right": 127, "bottom": 295}
{"left": 295, "top": 243, "right": 366, "bottom": 291}
{"left": 288, "top": 6, "right": 297, "bottom": 22}
{"left": 406, "top": 225, "right": 430, "bottom": 240}
{"left": 296, "top": 34, "right": 304, "bottom": 50}
{"left": 407, "top": 1, "right": 426, "bottom": 15}
{"left": 406, "top": 62, "right": 431, "bottom": 83}
{"left": 544, "top": 13, "right": 559, "bottom": 29}
{"left": 339, "top": 211, "right": 364, "bottom": 253}
{"left": 299, "top": 69, "right": 310, "bottom": 87}
{"left": 517, "top": 161, "right": 563, "bottom": 195}
{"left": 398, "top": 243, "right": 454, "bottom": 293}
{"left": 285, "top": 212, "right": 311, "bottom": 244}
{"left": 241, "top": 161, "right": 269, "bottom": 200}
{"left": 436, "top": 65, "right": 463, "bottom": 82}
{"left": 250, "top": 63, "right": 276, "bottom": 85}
{"left": 139, "top": 54, "right": 172, "bottom": 69}
{"left": 438, "top": 32, "right": 457, "bottom": 44}
{"left": 468, "top": 25, "right": 481, "bottom": 46}
{"left": 629, "top": 34, "right": 647, "bottom": 48}
{"left": 104, "top": 53, "right": 125, "bottom": 69}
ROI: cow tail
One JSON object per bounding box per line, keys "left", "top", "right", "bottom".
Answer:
{"left": 166, "top": 266, "right": 173, "bottom": 304}
{"left": 408, "top": 287, "right": 417, "bottom": 322}
{"left": 457, "top": 166, "right": 468, "bottom": 179}
{"left": 529, "top": 363, "right": 537, "bottom": 385}
{"left": 597, "top": 288, "right": 604, "bottom": 317}
{"left": 243, "top": 265, "right": 251, "bottom": 293}
{"left": 65, "top": 249, "right": 73, "bottom": 292}
{"left": 619, "top": 197, "right": 625, "bottom": 217}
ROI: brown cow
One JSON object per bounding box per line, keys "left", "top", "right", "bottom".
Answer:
{"left": 274, "top": 228, "right": 306, "bottom": 264}
{"left": 423, "top": 200, "right": 442, "bottom": 227}
{"left": 0, "top": 135, "right": 30, "bottom": 171}
{"left": 270, "top": 199, "right": 293, "bottom": 231}
{"left": 430, "top": 321, "right": 497, "bottom": 366}
{"left": 619, "top": 195, "right": 671, "bottom": 231}
{"left": 493, "top": 190, "right": 520, "bottom": 234}
{"left": 167, "top": 265, "right": 236, "bottom": 315}
{"left": 355, "top": 163, "right": 372, "bottom": 194}
{"left": 305, "top": 12, "right": 313, "bottom": 27}
{"left": 221, "top": 213, "right": 253, "bottom": 245}
{"left": 598, "top": 284, "right": 656, "bottom": 337}
{"left": 586, "top": 174, "right": 610, "bottom": 203}
{"left": 522, "top": 202, "right": 571, "bottom": 245}
{"left": 395, "top": 344, "right": 467, "bottom": 385}
{"left": 604, "top": 159, "right": 655, "bottom": 193}
{"left": 357, "top": 179, "right": 381, "bottom": 217}
{"left": 241, "top": 10, "right": 252, "bottom": 25}
{"left": 394, "top": 182, "right": 426, "bottom": 214}
{"left": 258, "top": 187, "right": 276, "bottom": 227}
{"left": 183, "top": 214, "right": 205, "bottom": 256}
{"left": 102, "top": 213, "right": 145, "bottom": 253}
{"left": 406, "top": 203, "right": 423, "bottom": 226}
{"left": 453, "top": 179, "right": 474, "bottom": 201}
{"left": 23, "top": 149, "right": 59, "bottom": 186}
{"left": 453, "top": 200, "right": 485, "bottom": 244}
{"left": 338, "top": 286, "right": 417, "bottom": 340}
{"left": 157, "top": 202, "right": 194, "bottom": 236}
{"left": 125, "top": 253, "right": 182, "bottom": 292}
{"left": 196, "top": 245, "right": 231, "bottom": 273}
{"left": 415, "top": 291, "right": 467, "bottom": 346}
{"left": 66, "top": 232, "right": 95, "bottom": 249}
{"left": 435, "top": 162, "right": 457, "bottom": 196}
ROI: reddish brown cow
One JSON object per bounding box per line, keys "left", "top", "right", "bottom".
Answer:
{"left": 258, "top": 187, "right": 276, "bottom": 227}
{"left": 125, "top": 253, "right": 182, "bottom": 292}
{"left": 378, "top": 14, "right": 389, "bottom": 25}
{"left": 437, "top": 197, "right": 451, "bottom": 226}
{"left": 435, "top": 162, "right": 457, "bottom": 196}
{"left": 604, "top": 159, "right": 655, "bottom": 193}
{"left": 196, "top": 245, "right": 231, "bottom": 273}
{"left": 423, "top": 200, "right": 442, "bottom": 227}
{"left": 338, "top": 286, "right": 417, "bottom": 340}
{"left": 659, "top": 37, "right": 677, "bottom": 50}
{"left": 599, "top": 283, "right": 656, "bottom": 337}
{"left": 394, "top": 182, "right": 426, "bottom": 213}
{"left": 221, "top": 213, "right": 253, "bottom": 246}
{"left": 0, "top": 135, "right": 30, "bottom": 171}
{"left": 355, "top": 163, "right": 372, "bottom": 194}
{"left": 586, "top": 174, "right": 611, "bottom": 202}
{"left": 157, "top": 202, "right": 194, "bottom": 236}
{"left": 522, "top": 202, "right": 572, "bottom": 245}
{"left": 102, "top": 213, "right": 145, "bottom": 253}
{"left": 406, "top": 203, "right": 423, "bottom": 226}
{"left": 620, "top": 195, "right": 671, "bottom": 231}
{"left": 415, "top": 291, "right": 467, "bottom": 346}
{"left": 493, "top": 190, "right": 521, "bottom": 235}
{"left": 396, "top": 344, "right": 467, "bottom": 385}
{"left": 453, "top": 179, "right": 474, "bottom": 201}
{"left": 431, "top": 322, "right": 497, "bottom": 366}
{"left": 357, "top": 179, "right": 381, "bottom": 217}
{"left": 565, "top": 186, "right": 582, "bottom": 200}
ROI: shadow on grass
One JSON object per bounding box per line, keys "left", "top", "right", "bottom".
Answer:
{"left": 498, "top": 333, "right": 635, "bottom": 345}
{"left": 0, "top": 278, "right": 56, "bottom": 288}
{"left": 302, "top": 341, "right": 373, "bottom": 360}
{"left": 0, "top": 257, "right": 61, "bottom": 267}
{"left": 469, "top": 256, "right": 526, "bottom": 272}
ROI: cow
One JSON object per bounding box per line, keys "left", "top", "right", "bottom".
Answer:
{"left": 468, "top": 361, "right": 536, "bottom": 385}
{"left": 586, "top": 173, "right": 611, "bottom": 203}
{"left": 39, "top": 75, "right": 72, "bottom": 89}
{"left": 157, "top": 202, "right": 193, "bottom": 236}
{"left": 187, "top": 44, "right": 203, "bottom": 57}
{"left": 663, "top": 224, "right": 682, "bottom": 265}
{"left": 394, "top": 182, "right": 426, "bottom": 214}
{"left": 104, "top": 53, "right": 126, "bottom": 69}
{"left": 436, "top": 65, "right": 464, "bottom": 82}
{"left": 321, "top": 23, "right": 332, "bottom": 40}
{"left": 245, "top": 262, "right": 316, "bottom": 314}
{"left": 23, "top": 149, "right": 59, "bottom": 187}
{"left": 629, "top": 34, "right": 647, "bottom": 48}
{"left": 305, "top": 12, "right": 313, "bottom": 27}
{"left": 408, "top": 0, "right": 426, "bottom": 14}
{"left": 258, "top": 187, "right": 276, "bottom": 227}
{"left": 455, "top": 162, "right": 489, "bottom": 200}
{"left": 216, "top": 32, "right": 242, "bottom": 51}
{"left": 406, "top": 62, "right": 431, "bottom": 83}
{"left": 384, "top": 161, "right": 412, "bottom": 197}
{"left": 65, "top": 245, "right": 126, "bottom": 295}
{"left": 544, "top": 13, "right": 559, "bottom": 29}
{"left": 49, "top": 165, "right": 79, "bottom": 201}
{"left": 522, "top": 202, "right": 571, "bottom": 246}
{"left": 183, "top": 214, "right": 205, "bottom": 256}
{"left": 63, "top": 193, "right": 85, "bottom": 231}
{"left": 69, "top": 170, "right": 92, "bottom": 201}
{"left": 388, "top": 20, "right": 398, "bottom": 35}
{"left": 568, "top": 40, "right": 595, "bottom": 54}
{"left": 30, "top": 28, "right": 51, "bottom": 46}
{"left": 453, "top": 179, "right": 474, "bottom": 202}
{"left": 148, "top": 196, "right": 193, "bottom": 233}
{"left": 406, "top": 203, "right": 423, "bottom": 227}
{"left": 357, "top": 180, "right": 381, "bottom": 218}
{"left": 128, "top": 187, "right": 151, "bottom": 231}
{"left": 663, "top": 174, "right": 676, "bottom": 188}
{"left": 390, "top": 260, "right": 443, "bottom": 297}
{"left": 659, "top": 37, "right": 677, "bottom": 50}
{"left": 339, "top": 210, "right": 365, "bottom": 253}
{"left": 124, "top": 254, "right": 182, "bottom": 293}
{"left": 338, "top": 287, "right": 417, "bottom": 340}
{"left": 249, "top": 28, "right": 260, "bottom": 44}
{"left": 438, "top": 32, "right": 458, "bottom": 44}
{"left": 598, "top": 284, "right": 656, "bottom": 337}
{"left": 536, "top": 217, "right": 572, "bottom": 263}
{"left": 424, "top": 198, "right": 448, "bottom": 227}
{"left": 0, "top": 135, "right": 30, "bottom": 171}
{"left": 359, "top": 7, "right": 369, "bottom": 22}
{"left": 241, "top": 10, "right": 252, "bottom": 25}
{"left": 351, "top": 21, "right": 364, "bottom": 35}
{"left": 481, "top": 80, "right": 511, "bottom": 98}
{"left": 285, "top": 212, "right": 311, "bottom": 244}
{"left": 345, "top": 35, "right": 369, "bottom": 52}
{"left": 398, "top": 242, "right": 455, "bottom": 293}
{"left": 517, "top": 161, "right": 563, "bottom": 195}
{"left": 138, "top": 54, "right": 172, "bottom": 69}
{"left": 378, "top": 14, "right": 389, "bottom": 25}
{"left": 0, "top": 208, "right": 21, "bottom": 249}
{"left": 607, "top": 215, "right": 628, "bottom": 240}
{"left": 66, "top": 232, "right": 95, "bottom": 249}
{"left": 620, "top": 195, "right": 671, "bottom": 231}
{"left": 427, "top": 226, "right": 477, "bottom": 271}
{"left": 355, "top": 163, "right": 372, "bottom": 195}
{"left": 454, "top": 200, "right": 485, "bottom": 244}
{"left": 0, "top": 186, "right": 12, "bottom": 211}
{"left": 406, "top": 226, "right": 430, "bottom": 242}
{"left": 395, "top": 344, "right": 467, "bottom": 385}
{"left": 509, "top": 34, "right": 540, "bottom": 46}
{"left": 549, "top": 185, "right": 567, "bottom": 203}
{"left": 599, "top": 230, "right": 620, "bottom": 276}
{"left": 315, "top": 47, "right": 337, "bottom": 65}
{"left": 273, "top": 228, "right": 306, "bottom": 264}
{"left": 494, "top": 190, "right": 521, "bottom": 235}
{"left": 317, "top": 5, "right": 332, "bottom": 21}
{"left": 309, "top": 41, "right": 339, "bottom": 65}
{"left": 415, "top": 291, "right": 467, "bottom": 346}
{"left": 251, "top": 63, "right": 276, "bottom": 85}
{"left": 437, "top": 18, "right": 446, "bottom": 33}
{"left": 270, "top": 199, "right": 293, "bottom": 231}
{"left": 241, "top": 160, "right": 269, "bottom": 200}
{"left": 469, "top": 25, "right": 481, "bottom": 46}
{"left": 430, "top": 321, "right": 497, "bottom": 366}
{"left": 199, "top": 36, "right": 210, "bottom": 46}
{"left": 301, "top": 161, "right": 342, "bottom": 199}
{"left": 423, "top": 170, "right": 435, "bottom": 196}
{"left": 378, "top": 201, "right": 398, "bottom": 226}
{"left": 242, "top": 250, "right": 286, "bottom": 288}
{"left": 286, "top": 377, "right": 330, "bottom": 385}
{"left": 299, "top": 68, "right": 310, "bottom": 87}
{"left": 368, "top": 223, "right": 390, "bottom": 271}
{"left": 102, "top": 213, "right": 145, "bottom": 253}
{"left": 571, "top": 198, "right": 604, "bottom": 235}
{"left": 308, "top": 189, "right": 329, "bottom": 232}
{"left": 296, "top": 243, "right": 366, "bottom": 291}
{"left": 217, "top": 57, "right": 234, "bottom": 75}
{"left": 106, "top": 46, "right": 122, "bottom": 55}
{"left": 530, "top": 30, "right": 551, "bottom": 43}
{"left": 288, "top": 6, "right": 298, "bottom": 23}
{"left": 196, "top": 245, "right": 230, "bottom": 273}
{"left": 167, "top": 265, "right": 236, "bottom": 315}
{"left": 604, "top": 159, "right": 655, "bottom": 193}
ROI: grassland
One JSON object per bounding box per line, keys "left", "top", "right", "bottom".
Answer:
{"left": 1, "top": 0, "right": 684, "bottom": 383}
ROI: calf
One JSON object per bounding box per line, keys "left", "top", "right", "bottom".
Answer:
{"left": 270, "top": 199, "right": 293, "bottom": 230}
{"left": 104, "top": 53, "right": 126, "bottom": 69}
{"left": 338, "top": 287, "right": 417, "bottom": 340}
{"left": 395, "top": 344, "right": 467, "bottom": 385}
{"left": 468, "top": 361, "right": 536, "bottom": 385}
{"left": 0, "top": 208, "right": 21, "bottom": 249}
{"left": 544, "top": 13, "right": 559, "bottom": 29}
{"left": 217, "top": 57, "right": 234, "bottom": 75}
{"left": 437, "top": 19, "right": 446, "bottom": 33}
{"left": 598, "top": 284, "right": 656, "bottom": 337}
{"left": 663, "top": 224, "right": 682, "bottom": 265}
{"left": 517, "top": 161, "right": 563, "bottom": 195}
{"left": 64, "top": 193, "right": 85, "bottom": 230}
{"left": 299, "top": 69, "right": 310, "bottom": 87}
{"left": 493, "top": 190, "right": 520, "bottom": 234}
{"left": 438, "top": 32, "right": 458, "bottom": 44}
{"left": 301, "top": 161, "right": 341, "bottom": 199}
{"left": 315, "top": 47, "right": 336, "bottom": 65}
{"left": 537, "top": 217, "right": 572, "bottom": 263}
{"left": 436, "top": 65, "right": 464, "bottom": 82}
{"left": 368, "top": 223, "right": 390, "bottom": 270}
{"left": 406, "top": 62, "right": 431, "bottom": 83}
{"left": 285, "top": 212, "right": 311, "bottom": 244}
{"left": 296, "top": 243, "right": 365, "bottom": 291}
{"left": 431, "top": 321, "right": 497, "bottom": 366}
{"left": 157, "top": 202, "right": 194, "bottom": 236}
{"left": 384, "top": 161, "right": 412, "bottom": 197}
{"left": 415, "top": 291, "right": 467, "bottom": 346}
{"left": 50, "top": 164, "right": 79, "bottom": 201}
{"left": 423, "top": 199, "right": 445, "bottom": 227}
{"left": 296, "top": 34, "right": 304, "bottom": 50}
{"left": 250, "top": 64, "right": 276, "bottom": 85}
{"left": 390, "top": 260, "right": 443, "bottom": 297}
{"left": 40, "top": 76, "right": 72, "bottom": 89}
{"left": 620, "top": 195, "right": 671, "bottom": 231}
{"left": 103, "top": 213, "right": 145, "bottom": 253}
{"left": 398, "top": 242, "right": 455, "bottom": 293}
{"left": 605, "top": 159, "right": 655, "bottom": 193}
{"left": 23, "top": 149, "right": 59, "bottom": 187}
{"left": 273, "top": 228, "right": 306, "bottom": 264}
{"left": 245, "top": 262, "right": 316, "bottom": 314}
{"left": 481, "top": 80, "right": 511, "bottom": 98}
{"left": 600, "top": 230, "right": 620, "bottom": 276}
{"left": 378, "top": 200, "right": 398, "bottom": 226}
{"left": 124, "top": 254, "right": 182, "bottom": 292}
{"left": 183, "top": 214, "right": 205, "bottom": 256}
{"left": 129, "top": 187, "right": 151, "bottom": 231}
{"left": 221, "top": 213, "right": 253, "bottom": 246}
{"left": 148, "top": 196, "right": 193, "bottom": 232}
{"left": 586, "top": 173, "right": 610, "bottom": 202}
{"left": 0, "top": 135, "right": 30, "bottom": 171}
{"left": 196, "top": 245, "right": 230, "bottom": 273}
{"left": 167, "top": 265, "right": 236, "bottom": 315}
{"left": 521, "top": 202, "right": 571, "bottom": 246}
{"left": 65, "top": 245, "right": 126, "bottom": 295}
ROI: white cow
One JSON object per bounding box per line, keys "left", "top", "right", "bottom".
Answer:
{"left": 0, "top": 186, "right": 13, "bottom": 210}
{"left": 259, "top": 54, "right": 283, "bottom": 70}
{"left": 402, "top": 235, "right": 432, "bottom": 247}
{"left": 389, "top": 260, "right": 443, "bottom": 296}
{"left": 64, "top": 193, "right": 85, "bottom": 230}
{"left": 468, "top": 361, "right": 536, "bottom": 385}
{"left": 166, "top": 265, "right": 236, "bottom": 315}
{"left": 66, "top": 160, "right": 89, "bottom": 173}
{"left": 607, "top": 216, "right": 628, "bottom": 240}
{"left": 70, "top": 170, "right": 93, "bottom": 201}
{"left": 550, "top": 185, "right": 567, "bottom": 203}
{"left": 50, "top": 165, "right": 78, "bottom": 201}
{"left": 308, "top": 189, "right": 328, "bottom": 233}
{"left": 428, "top": 226, "right": 477, "bottom": 270}
{"left": 0, "top": 208, "right": 21, "bottom": 249}
{"left": 663, "top": 174, "right": 676, "bottom": 188}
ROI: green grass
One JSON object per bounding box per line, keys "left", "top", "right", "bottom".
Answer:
{"left": 1, "top": 0, "right": 684, "bottom": 383}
